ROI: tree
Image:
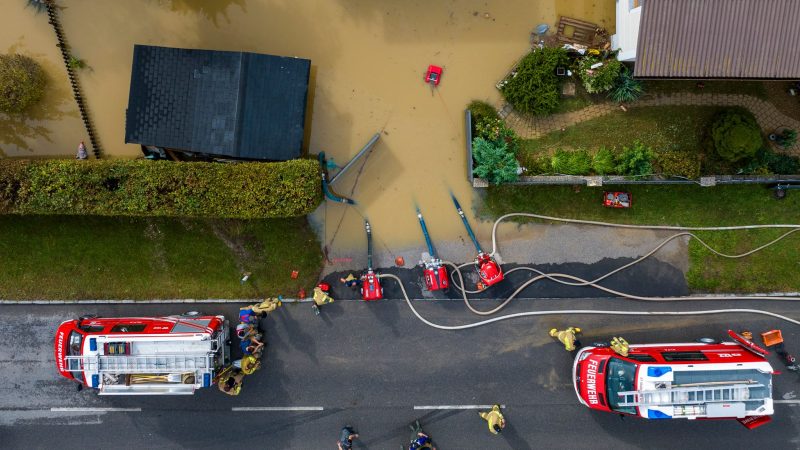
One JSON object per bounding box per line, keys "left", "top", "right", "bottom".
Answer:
{"left": 472, "top": 137, "right": 519, "bottom": 184}
{"left": 0, "top": 54, "right": 46, "bottom": 114}
{"left": 711, "top": 110, "right": 762, "bottom": 162}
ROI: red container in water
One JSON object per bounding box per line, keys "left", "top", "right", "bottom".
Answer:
{"left": 291, "top": 270, "right": 299, "bottom": 279}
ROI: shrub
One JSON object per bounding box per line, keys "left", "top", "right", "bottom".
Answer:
{"left": 523, "top": 153, "right": 552, "bottom": 175}
{"left": 468, "top": 100, "right": 499, "bottom": 126}
{"left": 656, "top": 150, "right": 702, "bottom": 179}
{"left": 500, "top": 47, "right": 570, "bottom": 116}
{"left": 473, "top": 137, "right": 519, "bottom": 184}
{"left": 474, "top": 117, "right": 520, "bottom": 153}
{"left": 608, "top": 67, "right": 643, "bottom": 103}
{"left": 743, "top": 148, "right": 800, "bottom": 174}
{"left": 0, "top": 159, "right": 321, "bottom": 218}
{"left": 0, "top": 54, "right": 47, "bottom": 113}
{"left": 710, "top": 110, "right": 763, "bottom": 162}
{"left": 591, "top": 147, "right": 615, "bottom": 175}
{"left": 551, "top": 149, "right": 592, "bottom": 175}
{"left": 616, "top": 141, "right": 654, "bottom": 176}
{"left": 577, "top": 56, "right": 622, "bottom": 94}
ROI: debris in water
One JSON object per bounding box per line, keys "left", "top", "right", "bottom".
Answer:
{"left": 291, "top": 270, "right": 299, "bottom": 279}
{"left": 395, "top": 256, "right": 405, "bottom": 266}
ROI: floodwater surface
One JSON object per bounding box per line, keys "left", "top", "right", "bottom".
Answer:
{"left": 0, "top": 0, "right": 614, "bottom": 258}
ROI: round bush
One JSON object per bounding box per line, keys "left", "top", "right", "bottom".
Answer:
{"left": 710, "top": 110, "right": 763, "bottom": 162}
{"left": 473, "top": 137, "right": 519, "bottom": 184}
{"left": 0, "top": 54, "right": 46, "bottom": 114}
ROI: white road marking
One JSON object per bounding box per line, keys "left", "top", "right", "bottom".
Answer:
{"left": 414, "top": 405, "right": 506, "bottom": 410}
{"left": 231, "top": 406, "right": 324, "bottom": 411}
{"left": 49, "top": 407, "right": 141, "bottom": 412}
{"left": 774, "top": 400, "right": 800, "bottom": 404}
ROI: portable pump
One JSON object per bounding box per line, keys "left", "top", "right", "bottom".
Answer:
{"left": 416, "top": 209, "right": 449, "bottom": 291}
{"left": 360, "top": 220, "right": 383, "bottom": 301}
{"left": 451, "top": 194, "right": 503, "bottom": 287}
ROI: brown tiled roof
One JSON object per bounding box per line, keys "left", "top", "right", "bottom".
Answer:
{"left": 634, "top": 0, "right": 800, "bottom": 79}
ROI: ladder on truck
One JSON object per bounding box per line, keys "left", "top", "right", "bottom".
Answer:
{"left": 66, "top": 354, "right": 213, "bottom": 374}
{"left": 617, "top": 383, "right": 763, "bottom": 407}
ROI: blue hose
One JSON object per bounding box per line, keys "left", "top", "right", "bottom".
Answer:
{"left": 318, "top": 152, "right": 355, "bottom": 205}
{"left": 416, "top": 208, "right": 436, "bottom": 258}
{"left": 451, "top": 194, "right": 482, "bottom": 253}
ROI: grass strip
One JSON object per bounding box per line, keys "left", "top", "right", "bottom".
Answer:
{"left": 0, "top": 215, "right": 322, "bottom": 299}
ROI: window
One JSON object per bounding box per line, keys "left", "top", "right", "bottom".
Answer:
{"left": 111, "top": 324, "right": 147, "bottom": 333}
{"left": 627, "top": 353, "right": 657, "bottom": 362}
{"left": 606, "top": 358, "right": 637, "bottom": 414}
{"left": 662, "top": 351, "right": 708, "bottom": 362}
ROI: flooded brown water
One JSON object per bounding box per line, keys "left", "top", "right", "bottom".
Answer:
{"left": 1, "top": 0, "right": 614, "bottom": 258}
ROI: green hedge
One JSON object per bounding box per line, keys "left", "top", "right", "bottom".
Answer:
{"left": 0, "top": 159, "right": 322, "bottom": 218}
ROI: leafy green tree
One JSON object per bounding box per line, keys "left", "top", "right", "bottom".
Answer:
{"left": 616, "top": 141, "right": 654, "bottom": 176}
{"left": 578, "top": 56, "right": 622, "bottom": 94}
{"left": 473, "top": 137, "right": 519, "bottom": 184}
{"left": 711, "top": 110, "right": 762, "bottom": 162}
{"left": 500, "top": 47, "right": 570, "bottom": 115}
{"left": 0, "top": 54, "right": 46, "bottom": 113}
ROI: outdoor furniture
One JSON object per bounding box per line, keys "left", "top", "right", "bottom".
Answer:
{"left": 555, "top": 16, "right": 600, "bottom": 46}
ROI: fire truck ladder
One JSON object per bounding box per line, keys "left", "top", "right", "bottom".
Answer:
{"left": 616, "top": 383, "right": 763, "bottom": 407}
{"left": 67, "top": 354, "right": 213, "bottom": 374}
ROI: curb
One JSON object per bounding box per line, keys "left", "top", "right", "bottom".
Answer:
{"left": 2, "top": 292, "right": 800, "bottom": 305}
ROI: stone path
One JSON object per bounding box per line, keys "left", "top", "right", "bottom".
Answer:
{"left": 500, "top": 93, "right": 800, "bottom": 152}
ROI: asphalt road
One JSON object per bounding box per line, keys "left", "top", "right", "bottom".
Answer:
{"left": 2, "top": 295, "right": 800, "bottom": 449}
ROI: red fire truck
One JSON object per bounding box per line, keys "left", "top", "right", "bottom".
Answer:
{"left": 573, "top": 341, "right": 774, "bottom": 425}
{"left": 55, "top": 314, "right": 230, "bottom": 395}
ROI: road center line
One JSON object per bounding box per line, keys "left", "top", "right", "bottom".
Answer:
{"left": 414, "top": 405, "right": 506, "bottom": 410}
{"left": 50, "top": 407, "right": 141, "bottom": 412}
{"left": 231, "top": 406, "right": 324, "bottom": 411}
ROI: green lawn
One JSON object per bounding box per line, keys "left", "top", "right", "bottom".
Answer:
{"left": 480, "top": 184, "right": 800, "bottom": 293}
{"left": 0, "top": 216, "right": 323, "bottom": 299}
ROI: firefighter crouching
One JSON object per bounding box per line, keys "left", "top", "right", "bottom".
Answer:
{"left": 550, "top": 327, "right": 582, "bottom": 352}
{"left": 312, "top": 282, "right": 334, "bottom": 315}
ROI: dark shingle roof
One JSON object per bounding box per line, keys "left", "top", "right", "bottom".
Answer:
{"left": 635, "top": 0, "right": 800, "bottom": 79}
{"left": 125, "top": 45, "right": 310, "bottom": 160}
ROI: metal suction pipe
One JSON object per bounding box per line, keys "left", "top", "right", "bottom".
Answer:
{"left": 451, "top": 194, "right": 482, "bottom": 253}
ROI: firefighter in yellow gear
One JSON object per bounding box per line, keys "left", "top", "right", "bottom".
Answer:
{"left": 313, "top": 286, "right": 334, "bottom": 306}
{"left": 250, "top": 298, "right": 282, "bottom": 315}
{"left": 610, "top": 336, "right": 630, "bottom": 356}
{"left": 240, "top": 354, "right": 261, "bottom": 375}
{"left": 550, "top": 327, "right": 582, "bottom": 352}
{"left": 478, "top": 404, "right": 506, "bottom": 435}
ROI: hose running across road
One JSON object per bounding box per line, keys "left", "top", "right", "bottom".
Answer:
{"left": 379, "top": 213, "right": 800, "bottom": 330}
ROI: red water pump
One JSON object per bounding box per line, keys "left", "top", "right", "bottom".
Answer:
{"left": 416, "top": 209, "right": 449, "bottom": 291}
{"left": 452, "top": 194, "right": 503, "bottom": 288}
{"left": 360, "top": 220, "right": 383, "bottom": 301}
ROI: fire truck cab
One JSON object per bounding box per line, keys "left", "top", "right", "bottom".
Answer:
{"left": 55, "top": 314, "right": 230, "bottom": 395}
{"left": 573, "top": 342, "right": 774, "bottom": 422}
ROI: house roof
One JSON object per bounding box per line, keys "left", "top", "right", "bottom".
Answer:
{"left": 634, "top": 0, "right": 800, "bottom": 79}
{"left": 125, "top": 45, "right": 310, "bottom": 160}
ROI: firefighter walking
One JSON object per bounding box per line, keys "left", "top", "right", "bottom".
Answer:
{"left": 478, "top": 404, "right": 506, "bottom": 435}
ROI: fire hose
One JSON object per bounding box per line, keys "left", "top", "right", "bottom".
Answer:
{"left": 376, "top": 214, "right": 800, "bottom": 330}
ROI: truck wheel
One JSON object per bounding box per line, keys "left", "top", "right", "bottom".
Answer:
{"left": 697, "top": 337, "right": 718, "bottom": 344}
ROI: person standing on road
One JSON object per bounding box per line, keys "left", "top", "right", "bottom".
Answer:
{"left": 478, "top": 404, "right": 505, "bottom": 435}
{"left": 337, "top": 426, "right": 359, "bottom": 449}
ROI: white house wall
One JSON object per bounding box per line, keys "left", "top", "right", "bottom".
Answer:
{"left": 612, "top": 0, "right": 642, "bottom": 62}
